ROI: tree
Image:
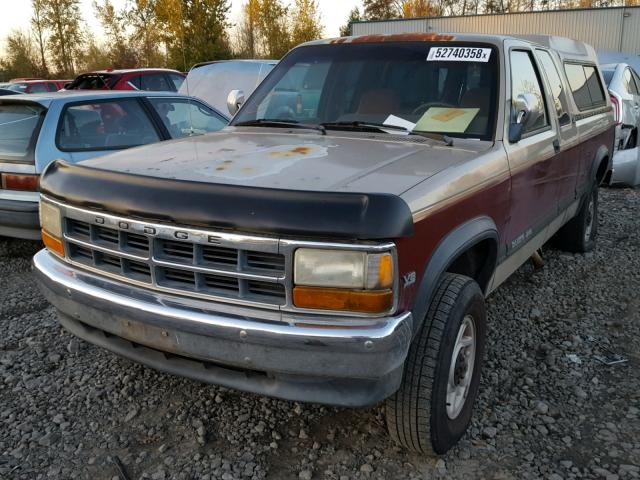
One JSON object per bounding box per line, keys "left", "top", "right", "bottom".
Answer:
{"left": 40, "top": 0, "right": 84, "bottom": 76}
{"left": 234, "top": 0, "right": 260, "bottom": 57}
{"left": 76, "top": 32, "right": 111, "bottom": 71}
{"left": 31, "top": 0, "right": 49, "bottom": 77}
{"left": 402, "top": 0, "right": 439, "bottom": 17}
{"left": 256, "top": 0, "right": 291, "bottom": 58}
{"left": 0, "top": 30, "right": 39, "bottom": 80}
{"left": 155, "top": 0, "right": 232, "bottom": 70}
{"left": 125, "top": 0, "right": 165, "bottom": 68}
{"left": 290, "top": 0, "right": 323, "bottom": 45}
{"left": 339, "top": 7, "right": 361, "bottom": 36}
{"left": 94, "top": 0, "right": 137, "bottom": 68}
{"left": 363, "top": 0, "right": 402, "bottom": 19}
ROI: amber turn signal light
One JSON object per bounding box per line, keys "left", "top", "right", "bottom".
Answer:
{"left": 1, "top": 173, "right": 39, "bottom": 191}
{"left": 42, "top": 229, "right": 65, "bottom": 257}
{"left": 293, "top": 286, "right": 393, "bottom": 314}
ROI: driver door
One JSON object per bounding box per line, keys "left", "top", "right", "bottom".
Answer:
{"left": 503, "top": 47, "right": 561, "bottom": 255}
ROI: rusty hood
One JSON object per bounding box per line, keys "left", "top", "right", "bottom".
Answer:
{"left": 78, "top": 128, "right": 492, "bottom": 196}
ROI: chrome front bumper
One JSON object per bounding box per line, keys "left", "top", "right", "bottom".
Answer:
{"left": 34, "top": 249, "right": 413, "bottom": 407}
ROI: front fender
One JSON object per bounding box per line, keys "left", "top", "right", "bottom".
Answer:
{"left": 410, "top": 216, "right": 498, "bottom": 335}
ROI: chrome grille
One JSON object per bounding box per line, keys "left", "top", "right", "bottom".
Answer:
{"left": 62, "top": 212, "right": 287, "bottom": 308}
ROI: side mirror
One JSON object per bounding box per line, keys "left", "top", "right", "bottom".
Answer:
{"left": 509, "top": 93, "right": 543, "bottom": 143}
{"left": 227, "top": 89, "right": 245, "bottom": 116}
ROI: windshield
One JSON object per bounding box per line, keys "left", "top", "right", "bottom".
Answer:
{"left": 68, "top": 74, "right": 118, "bottom": 90}
{"left": 0, "top": 103, "right": 44, "bottom": 162}
{"left": 232, "top": 42, "right": 498, "bottom": 140}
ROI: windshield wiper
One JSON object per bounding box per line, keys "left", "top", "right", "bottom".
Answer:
{"left": 234, "top": 119, "right": 326, "bottom": 135}
{"left": 320, "top": 121, "right": 413, "bottom": 134}
{"left": 321, "top": 121, "right": 454, "bottom": 145}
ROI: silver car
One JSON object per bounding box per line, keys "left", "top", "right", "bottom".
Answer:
{"left": 601, "top": 62, "right": 640, "bottom": 186}
{"left": 179, "top": 60, "right": 276, "bottom": 115}
{"left": 0, "top": 90, "right": 228, "bottom": 239}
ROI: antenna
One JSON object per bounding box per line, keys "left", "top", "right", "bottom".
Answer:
{"left": 178, "top": 1, "right": 195, "bottom": 136}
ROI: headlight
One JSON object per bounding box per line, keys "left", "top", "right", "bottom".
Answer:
{"left": 39, "top": 201, "right": 65, "bottom": 257}
{"left": 293, "top": 248, "right": 394, "bottom": 314}
{"left": 40, "top": 201, "right": 62, "bottom": 237}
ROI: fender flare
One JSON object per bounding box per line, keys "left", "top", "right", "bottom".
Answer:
{"left": 410, "top": 216, "right": 499, "bottom": 335}
{"left": 590, "top": 144, "right": 610, "bottom": 186}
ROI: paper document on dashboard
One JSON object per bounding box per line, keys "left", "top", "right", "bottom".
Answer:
{"left": 383, "top": 115, "right": 416, "bottom": 134}
{"left": 415, "top": 108, "right": 479, "bottom": 133}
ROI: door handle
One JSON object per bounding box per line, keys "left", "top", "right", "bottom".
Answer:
{"left": 552, "top": 139, "right": 560, "bottom": 153}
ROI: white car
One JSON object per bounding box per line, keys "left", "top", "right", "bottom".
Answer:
{"left": 601, "top": 63, "right": 640, "bottom": 186}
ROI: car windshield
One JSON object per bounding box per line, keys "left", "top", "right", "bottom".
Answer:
{"left": 68, "top": 74, "right": 117, "bottom": 90}
{"left": 602, "top": 69, "right": 615, "bottom": 86}
{"left": 232, "top": 42, "right": 498, "bottom": 140}
{"left": 0, "top": 103, "right": 44, "bottom": 161}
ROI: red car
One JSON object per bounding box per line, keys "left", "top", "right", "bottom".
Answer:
{"left": 66, "top": 68, "right": 186, "bottom": 92}
{"left": 6, "top": 79, "right": 70, "bottom": 94}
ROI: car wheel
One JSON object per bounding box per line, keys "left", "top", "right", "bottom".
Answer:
{"left": 555, "top": 181, "right": 598, "bottom": 253}
{"left": 386, "top": 273, "right": 486, "bottom": 455}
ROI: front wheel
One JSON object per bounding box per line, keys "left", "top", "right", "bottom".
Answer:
{"left": 386, "top": 273, "right": 486, "bottom": 455}
{"left": 555, "top": 181, "right": 598, "bottom": 253}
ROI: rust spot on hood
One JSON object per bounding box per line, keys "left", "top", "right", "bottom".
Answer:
{"left": 269, "top": 146, "right": 313, "bottom": 158}
{"left": 351, "top": 33, "right": 455, "bottom": 43}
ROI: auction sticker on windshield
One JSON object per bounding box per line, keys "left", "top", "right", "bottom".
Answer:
{"left": 427, "top": 47, "right": 491, "bottom": 62}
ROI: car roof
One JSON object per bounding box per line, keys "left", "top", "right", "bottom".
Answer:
{"left": 301, "top": 33, "right": 597, "bottom": 62}
{"left": 84, "top": 68, "right": 183, "bottom": 75}
{"left": 0, "top": 89, "right": 193, "bottom": 107}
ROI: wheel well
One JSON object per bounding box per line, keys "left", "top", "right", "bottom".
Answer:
{"left": 445, "top": 238, "right": 496, "bottom": 293}
{"left": 596, "top": 155, "right": 609, "bottom": 185}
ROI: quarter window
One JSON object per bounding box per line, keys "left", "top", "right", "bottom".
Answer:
{"left": 536, "top": 50, "right": 571, "bottom": 126}
{"left": 57, "top": 99, "right": 160, "bottom": 151}
{"left": 141, "top": 73, "right": 172, "bottom": 91}
{"left": 510, "top": 50, "right": 549, "bottom": 134}
{"left": 168, "top": 74, "right": 185, "bottom": 91}
{"left": 148, "top": 98, "right": 227, "bottom": 138}
{"left": 564, "top": 63, "right": 606, "bottom": 111}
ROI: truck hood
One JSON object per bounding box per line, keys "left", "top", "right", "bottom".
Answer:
{"left": 80, "top": 128, "right": 492, "bottom": 196}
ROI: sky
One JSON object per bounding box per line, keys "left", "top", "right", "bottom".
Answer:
{"left": 0, "top": 0, "right": 362, "bottom": 55}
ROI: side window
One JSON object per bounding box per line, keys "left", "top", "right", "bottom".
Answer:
{"left": 148, "top": 98, "right": 227, "bottom": 138}
{"left": 46, "top": 82, "right": 58, "bottom": 92}
{"left": 565, "top": 63, "right": 606, "bottom": 111}
{"left": 30, "top": 83, "right": 49, "bottom": 93}
{"left": 168, "top": 74, "right": 185, "bottom": 91}
{"left": 632, "top": 70, "right": 640, "bottom": 95}
{"left": 583, "top": 66, "right": 606, "bottom": 106}
{"left": 141, "top": 73, "right": 172, "bottom": 91}
{"left": 57, "top": 99, "right": 160, "bottom": 151}
{"left": 536, "top": 50, "right": 571, "bottom": 126}
{"left": 127, "top": 75, "right": 142, "bottom": 90}
{"left": 510, "top": 50, "right": 549, "bottom": 134}
{"left": 624, "top": 68, "right": 639, "bottom": 95}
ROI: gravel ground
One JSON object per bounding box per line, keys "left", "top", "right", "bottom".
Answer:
{"left": 1, "top": 187, "right": 639, "bottom": 480}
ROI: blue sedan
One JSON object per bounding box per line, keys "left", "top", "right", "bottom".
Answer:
{"left": 0, "top": 90, "right": 228, "bottom": 239}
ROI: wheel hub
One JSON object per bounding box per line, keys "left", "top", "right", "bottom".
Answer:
{"left": 446, "top": 315, "right": 476, "bottom": 420}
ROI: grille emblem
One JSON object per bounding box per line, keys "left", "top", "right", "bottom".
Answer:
{"left": 175, "top": 231, "right": 188, "bottom": 240}
{"left": 144, "top": 226, "right": 156, "bottom": 235}
{"left": 119, "top": 221, "right": 129, "bottom": 230}
{"left": 95, "top": 217, "right": 105, "bottom": 224}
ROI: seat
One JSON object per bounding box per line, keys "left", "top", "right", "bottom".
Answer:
{"left": 356, "top": 89, "right": 400, "bottom": 115}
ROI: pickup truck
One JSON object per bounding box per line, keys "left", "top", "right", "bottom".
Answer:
{"left": 34, "top": 33, "right": 614, "bottom": 455}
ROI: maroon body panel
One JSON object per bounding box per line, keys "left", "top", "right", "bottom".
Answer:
{"left": 395, "top": 124, "right": 613, "bottom": 315}
{"left": 395, "top": 178, "right": 511, "bottom": 311}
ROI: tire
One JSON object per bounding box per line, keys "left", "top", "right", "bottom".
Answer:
{"left": 386, "top": 273, "right": 486, "bottom": 455}
{"left": 555, "top": 181, "right": 598, "bottom": 253}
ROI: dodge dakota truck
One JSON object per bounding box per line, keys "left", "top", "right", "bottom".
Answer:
{"left": 34, "top": 33, "right": 614, "bottom": 455}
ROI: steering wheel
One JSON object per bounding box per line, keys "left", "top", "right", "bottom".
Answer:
{"left": 412, "top": 102, "right": 457, "bottom": 116}
{"left": 273, "top": 105, "right": 296, "bottom": 119}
